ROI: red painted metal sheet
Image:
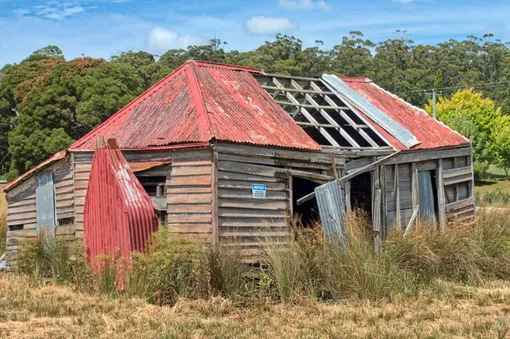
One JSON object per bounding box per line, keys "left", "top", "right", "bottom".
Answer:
{"left": 71, "top": 61, "right": 320, "bottom": 151}
{"left": 342, "top": 78, "right": 470, "bottom": 150}
{"left": 3, "top": 150, "right": 67, "bottom": 192}
{"left": 84, "top": 139, "right": 159, "bottom": 273}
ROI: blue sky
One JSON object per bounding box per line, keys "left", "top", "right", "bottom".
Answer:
{"left": 0, "top": 0, "right": 509, "bottom": 66}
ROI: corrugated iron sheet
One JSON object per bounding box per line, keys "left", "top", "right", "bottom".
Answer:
{"left": 322, "top": 74, "right": 420, "bottom": 148}
{"left": 71, "top": 61, "right": 320, "bottom": 151}
{"left": 84, "top": 139, "right": 159, "bottom": 272}
{"left": 315, "top": 180, "right": 345, "bottom": 244}
{"left": 340, "top": 78, "right": 471, "bottom": 150}
{"left": 129, "top": 160, "right": 172, "bottom": 173}
{"left": 35, "top": 171, "right": 56, "bottom": 234}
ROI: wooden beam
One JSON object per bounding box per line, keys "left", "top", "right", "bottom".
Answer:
{"left": 275, "top": 100, "right": 349, "bottom": 111}
{"left": 261, "top": 85, "right": 334, "bottom": 95}
{"left": 273, "top": 78, "right": 340, "bottom": 148}
{"left": 291, "top": 79, "right": 360, "bottom": 148}
{"left": 403, "top": 206, "right": 420, "bottom": 237}
{"left": 338, "top": 151, "right": 400, "bottom": 184}
{"left": 437, "top": 159, "right": 446, "bottom": 231}
{"left": 384, "top": 147, "right": 472, "bottom": 165}
{"left": 394, "top": 164, "right": 401, "bottom": 228}
{"left": 310, "top": 81, "right": 381, "bottom": 148}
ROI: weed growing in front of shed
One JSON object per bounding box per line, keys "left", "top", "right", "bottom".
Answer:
{"left": 15, "top": 234, "right": 91, "bottom": 288}
{"left": 126, "top": 228, "right": 210, "bottom": 306}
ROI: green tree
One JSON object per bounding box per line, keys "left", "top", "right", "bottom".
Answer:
{"left": 426, "top": 89, "right": 503, "bottom": 177}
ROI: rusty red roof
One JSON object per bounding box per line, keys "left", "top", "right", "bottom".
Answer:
{"left": 84, "top": 138, "right": 158, "bottom": 272}
{"left": 342, "top": 78, "right": 470, "bottom": 151}
{"left": 71, "top": 61, "right": 320, "bottom": 151}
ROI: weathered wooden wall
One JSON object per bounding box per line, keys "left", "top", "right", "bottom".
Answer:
{"left": 214, "top": 142, "right": 345, "bottom": 255}
{"left": 5, "top": 155, "right": 76, "bottom": 269}
{"left": 373, "top": 147, "right": 475, "bottom": 233}
{"left": 72, "top": 147, "right": 214, "bottom": 240}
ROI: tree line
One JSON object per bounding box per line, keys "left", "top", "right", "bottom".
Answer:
{"left": 1, "top": 31, "right": 510, "bottom": 180}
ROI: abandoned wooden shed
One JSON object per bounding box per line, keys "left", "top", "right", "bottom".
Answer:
{"left": 3, "top": 60, "right": 474, "bottom": 265}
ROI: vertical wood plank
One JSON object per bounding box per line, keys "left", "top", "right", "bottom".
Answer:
{"left": 345, "top": 180, "right": 351, "bottom": 214}
{"left": 211, "top": 150, "right": 219, "bottom": 245}
{"left": 411, "top": 162, "right": 419, "bottom": 227}
{"left": 453, "top": 157, "right": 460, "bottom": 201}
{"left": 468, "top": 153, "right": 475, "bottom": 200}
{"left": 372, "top": 162, "right": 382, "bottom": 255}
{"left": 437, "top": 159, "right": 446, "bottom": 231}
{"left": 289, "top": 174, "right": 294, "bottom": 218}
{"left": 381, "top": 165, "right": 387, "bottom": 239}
{"left": 394, "top": 164, "right": 401, "bottom": 228}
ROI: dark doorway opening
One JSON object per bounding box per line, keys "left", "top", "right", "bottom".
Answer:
{"left": 349, "top": 172, "right": 372, "bottom": 219}
{"left": 292, "top": 177, "right": 321, "bottom": 225}
{"left": 418, "top": 169, "right": 439, "bottom": 222}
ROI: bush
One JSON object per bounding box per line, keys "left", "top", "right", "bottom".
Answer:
{"left": 126, "top": 228, "right": 211, "bottom": 305}
{"left": 475, "top": 188, "right": 510, "bottom": 206}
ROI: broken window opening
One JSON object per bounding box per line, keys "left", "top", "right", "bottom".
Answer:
{"left": 135, "top": 176, "right": 167, "bottom": 197}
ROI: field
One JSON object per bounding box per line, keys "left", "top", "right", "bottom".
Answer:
{"left": 0, "top": 273, "right": 509, "bottom": 338}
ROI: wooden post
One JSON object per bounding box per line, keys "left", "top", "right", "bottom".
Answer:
{"left": 345, "top": 180, "right": 351, "bottom": 214}
{"left": 372, "top": 162, "right": 382, "bottom": 255}
{"left": 437, "top": 159, "right": 446, "bottom": 231}
{"left": 411, "top": 162, "right": 419, "bottom": 230}
{"left": 381, "top": 165, "right": 387, "bottom": 240}
{"left": 211, "top": 149, "right": 219, "bottom": 245}
{"left": 394, "top": 164, "right": 401, "bottom": 229}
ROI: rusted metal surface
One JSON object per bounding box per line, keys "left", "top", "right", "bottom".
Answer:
{"left": 71, "top": 61, "right": 320, "bottom": 151}
{"left": 84, "top": 138, "right": 159, "bottom": 271}
{"left": 315, "top": 180, "right": 345, "bottom": 244}
{"left": 3, "top": 150, "right": 67, "bottom": 192}
{"left": 129, "top": 161, "right": 172, "bottom": 173}
{"left": 341, "top": 78, "right": 470, "bottom": 150}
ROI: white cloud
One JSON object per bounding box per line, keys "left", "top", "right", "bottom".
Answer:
{"left": 279, "top": 0, "right": 329, "bottom": 10}
{"left": 245, "top": 16, "right": 295, "bottom": 34}
{"left": 147, "top": 27, "right": 203, "bottom": 51}
{"left": 16, "top": 1, "right": 87, "bottom": 20}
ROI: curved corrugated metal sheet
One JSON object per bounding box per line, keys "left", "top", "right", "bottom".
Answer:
{"left": 84, "top": 139, "right": 159, "bottom": 271}
{"left": 71, "top": 61, "right": 320, "bottom": 151}
{"left": 341, "top": 78, "right": 470, "bottom": 151}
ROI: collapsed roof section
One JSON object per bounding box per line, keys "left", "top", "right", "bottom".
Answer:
{"left": 256, "top": 73, "right": 393, "bottom": 151}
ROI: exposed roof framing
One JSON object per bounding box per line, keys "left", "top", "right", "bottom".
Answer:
{"left": 257, "top": 74, "right": 393, "bottom": 150}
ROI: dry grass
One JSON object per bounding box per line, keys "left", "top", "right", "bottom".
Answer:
{"left": 0, "top": 274, "right": 509, "bottom": 338}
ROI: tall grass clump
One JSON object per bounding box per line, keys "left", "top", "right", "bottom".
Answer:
{"left": 475, "top": 188, "right": 510, "bottom": 206}
{"left": 209, "top": 244, "right": 261, "bottom": 302}
{"left": 263, "top": 212, "right": 416, "bottom": 302}
{"left": 126, "top": 228, "right": 211, "bottom": 306}
{"left": 16, "top": 234, "right": 91, "bottom": 288}
{"left": 384, "top": 209, "right": 510, "bottom": 285}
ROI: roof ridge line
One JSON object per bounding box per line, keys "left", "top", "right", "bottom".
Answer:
{"left": 188, "top": 61, "right": 213, "bottom": 141}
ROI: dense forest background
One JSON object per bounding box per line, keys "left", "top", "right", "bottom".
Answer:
{"left": 1, "top": 31, "right": 510, "bottom": 180}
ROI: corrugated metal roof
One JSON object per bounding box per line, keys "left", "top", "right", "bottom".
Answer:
{"left": 341, "top": 78, "right": 470, "bottom": 150}
{"left": 84, "top": 138, "right": 159, "bottom": 272}
{"left": 71, "top": 61, "right": 320, "bottom": 151}
{"left": 3, "top": 150, "right": 67, "bottom": 192}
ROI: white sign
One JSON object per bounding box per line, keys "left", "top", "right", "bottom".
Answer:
{"left": 252, "top": 184, "right": 266, "bottom": 199}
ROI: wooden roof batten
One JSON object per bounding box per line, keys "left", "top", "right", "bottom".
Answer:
{"left": 257, "top": 73, "right": 392, "bottom": 152}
